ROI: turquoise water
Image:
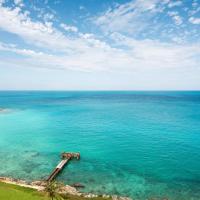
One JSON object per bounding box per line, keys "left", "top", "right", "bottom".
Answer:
{"left": 0, "top": 91, "right": 200, "bottom": 199}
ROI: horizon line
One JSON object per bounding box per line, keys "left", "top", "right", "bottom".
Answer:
{"left": 0, "top": 89, "right": 200, "bottom": 92}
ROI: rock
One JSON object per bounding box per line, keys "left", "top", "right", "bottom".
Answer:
{"left": 0, "top": 176, "right": 132, "bottom": 200}
{"left": 112, "top": 195, "right": 118, "bottom": 200}
{"left": 103, "top": 194, "right": 110, "bottom": 198}
{"left": 119, "top": 197, "right": 132, "bottom": 200}
{"left": 71, "top": 183, "right": 85, "bottom": 188}
{"left": 31, "top": 181, "right": 46, "bottom": 187}
{"left": 60, "top": 185, "right": 81, "bottom": 195}
{"left": 17, "top": 180, "right": 27, "bottom": 185}
{"left": 84, "top": 193, "right": 98, "bottom": 198}
{"left": 112, "top": 195, "right": 132, "bottom": 200}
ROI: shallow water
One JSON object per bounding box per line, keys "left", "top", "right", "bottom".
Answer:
{"left": 0, "top": 91, "right": 200, "bottom": 199}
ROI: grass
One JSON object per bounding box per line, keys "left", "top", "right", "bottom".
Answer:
{"left": 0, "top": 182, "right": 110, "bottom": 200}
{"left": 0, "top": 182, "right": 48, "bottom": 200}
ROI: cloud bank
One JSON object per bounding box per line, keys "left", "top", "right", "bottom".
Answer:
{"left": 0, "top": 0, "right": 200, "bottom": 89}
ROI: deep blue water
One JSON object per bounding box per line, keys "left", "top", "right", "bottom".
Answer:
{"left": 0, "top": 91, "right": 200, "bottom": 199}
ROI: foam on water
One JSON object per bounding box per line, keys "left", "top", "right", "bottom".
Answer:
{"left": 0, "top": 91, "right": 200, "bottom": 199}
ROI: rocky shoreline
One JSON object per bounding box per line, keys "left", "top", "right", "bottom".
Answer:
{"left": 0, "top": 177, "right": 131, "bottom": 200}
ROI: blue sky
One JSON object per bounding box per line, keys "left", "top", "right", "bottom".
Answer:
{"left": 0, "top": 0, "right": 200, "bottom": 90}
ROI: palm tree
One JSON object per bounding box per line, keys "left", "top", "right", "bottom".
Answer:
{"left": 44, "top": 181, "right": 64, "bottom": 200}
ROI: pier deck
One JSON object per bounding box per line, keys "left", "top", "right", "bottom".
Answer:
{"left": 47, "top": 152, "right": 80, "bottom": 182}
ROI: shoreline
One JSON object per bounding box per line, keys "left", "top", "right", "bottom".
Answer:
{"left": 0, "top": 176, "right": 131, "bottom": 200}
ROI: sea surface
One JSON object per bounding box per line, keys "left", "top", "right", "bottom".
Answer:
{"left": 0, "top": 91, "right": 200, "bottom": 200}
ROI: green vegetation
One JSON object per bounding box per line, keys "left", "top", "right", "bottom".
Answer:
{"left": 44, "top": 181, "right": 64, "bottom": 200}
{"left": 0, "top": 181, "right": 109, "bottom": 200}
{"left": 0, "top": 182, "right": 47, "bottom": 200}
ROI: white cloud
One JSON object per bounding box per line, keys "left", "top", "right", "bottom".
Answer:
{"left": 14, "top": 0, "right": 24, "bottom": 7}
{"left": 0, "top": 0, "right": 4, "bottom": 6}
{"left": 60, "top": 23, "right": 78, "bottom": 32}
{"left": 94, "top": 0, "right": 200, "bottom": 44}
{"left": 1, "top": 30, "right": 200, "bottom": 73}
{"left": 93, "top": 0, "right": 188, "bottom": 39}
{"left": 0, "top": 6, "right": 67, "bottom": 49}
{"left": 189, "top": 17, "right": 200, "bottom": 24}
{"left": 168, "top": 1, "right": 182, "bottom": 8}
{"left": 79, "top": 33, "right": 94, "bottom": 39}
{"left": 43, "top": 13, "right": 55, "bottom": 21}
{"left": 0, "top": 5, "right": 99, "bottom": 55}
{"left": 0, "top": 42, "right": 45, "bottom": 57}
{"left": 167, "top": 11, "right": 183, "bottom": 25}
{"left": 110, "top": 32, "right": 200, "bottom": 69}
{"left": 0, "top": 4, "right": 112, "bottom": 55}
{"left": 167, "top": 11, "right": 178, "bottom": 16}
{"left": 79, "top": 6, "right": 85, "bottom": 10}
{"left": 172, "top": 15, "right": 183, "bottom": 25}
{"left": 94, "top": 0, "right": 163, "bottom": 35}
{"left": 0, "top": 1, "right": 199, "bottom": 75}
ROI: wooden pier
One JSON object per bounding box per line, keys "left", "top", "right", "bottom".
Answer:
{"left": 47, "top": 152, "right": 80, "bottom": 182}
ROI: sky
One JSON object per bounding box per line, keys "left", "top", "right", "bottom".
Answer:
{"left": 0, "top": 0, "right": 200, "bottom": 90}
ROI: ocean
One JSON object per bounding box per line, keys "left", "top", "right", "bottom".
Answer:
{"left": 0, "top": 91, "right": 200, "bottom": 199}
